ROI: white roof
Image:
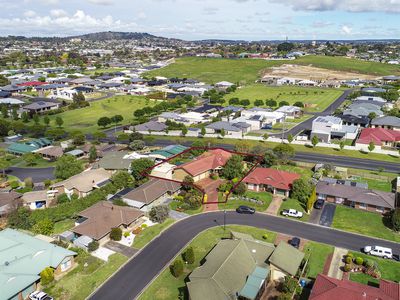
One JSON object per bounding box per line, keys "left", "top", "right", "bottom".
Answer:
{"left": 0, "top": 98, "right": 24, "bottom": 105}
{"left": 276, "top": 105, "right": 301, "bottom": 113}
{"left": 216, "top": 81, "right": 234, "bottom": 86}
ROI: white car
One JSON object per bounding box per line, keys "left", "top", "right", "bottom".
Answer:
{"left": 29, "top": 291, "right": 53, "bottom": 300}
{"left": 363, "top": 246, "right": 393, "bottom": 259}
{"left": 282, "top": 209, "right": 303, "bottom": 218}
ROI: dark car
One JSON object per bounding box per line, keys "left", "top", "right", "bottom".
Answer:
{"left": 314, "top": 199, "right": 325, "bottom": 209}
{"left": 289, "top": 237, "right": 301, "bottom": 249}
{"left": 236, "top": 206, "right": 255, "bottom": 214}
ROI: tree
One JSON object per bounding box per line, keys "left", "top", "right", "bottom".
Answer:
{"left": 277, "top": 42, "right": 295, "bottom": 52}
{"left": 89, "top": 145, "right": 97, "bottom": 162}
{"left": 111, "top": 171, "right": 134, "bottom": 189}
{"left": 24, "top": 177, "right": 33, "bottom": 189}
{"left": 266, "top": 99, "right": 277, "bottom": 107}
{"left": 7, "top": 207, "right": 32, "bottom": 229}
{"left": 32, "top": 114, "right": 40, "bottom": 125}
{"left": 233, "top": 182, "right": 247, "bottom": 196}
{"left": 220, "top": 128, "right": 226, "bottom": 137}
{"left": 32, "top": 218, "right": 54, "bottom": 235}
{"left": 111, "top": 114, "right": 123, "bottom": 125}
{"left": 21, "top": 111, "right": 29, "bottom": 123}
{"left": 1, "top": 106, "right": 9, "bottom": 118}
{"left": 287, "top": 134, "right": 293, "bottom": 144}
{"left": 110, "top": 227, "right": 122, "bottom": 241}
{"left": 181, "top": 126, "right": 188, "bottom": 137}
{"left": 273, "top": 144, "right": 295, "bottom": 164}
{"left": 88, "top": 241, "right": 99, "bottom": 252}
{"left": 129, "top": 140, "right": 145, "bottom": 151}
{"left": 240, "top": 99, "right": 250, "bottom": 106}
{"left": 0, "top": 74, "right": 10, "bottom": 86}
{"left": 130, "top": 158, "right": 154, "bottom": 180}
{"left": 368, "top": 112, "right": 377, "bottom": 120}
{"left": 43, "top": 115, "right": 50, "bottom": 126}
{"left": 200, "top": 126, "right": 206, "bottom": 137}
{"left": 293, "top": 101, "right": 304, "bottom": 108}
{"left": 306, "top": 187, "right": 317, "bottom": 213}
{"left": 97, "top": 116, "right": 111, "bottom": 128}
{"left": 183, "top": 247, "right": 195, "bottom": 264}
{"left": 339, "top": 141, "right": 345, "bottom": 151}
{"left": 392, "top": 208, "right": 400, "bottom": 231}
{"left": 54, "top": 155, "right": 83, "bottom": 180}
{"left": 182, "top": 175, "right": 194, "bottom": 191}
{"left": 292, "top": 177, "right": 314, "bottom": 206}
{"left": 311, "top": 135, "right": 319, "bottom": 147}
{"left": 40, "top": 267, "right": 54, "bottom": 285}
{"left": 149, "top": 205, "right": 170, "bottom": 223}
{"left": 368, "top": 141, "right": 375, "bottom": 152}
{"left": 263, "top": 133, "right": 269, "bottom": 141}
{"left": 72, "top": 131, "right": 85, "bottom": 145}
{"left": 22, "top": 153, "right": 38, "bottom": 166}
{"left": 12, "top": 107, "right": 18, "bottom": 120}
{"left": 279, "top": 101, "right": 290, "bottom": 107}
{"left": 55, "top": 116, "right": 64, "bottom": 128}
{"left": 46, "top": 128, "right": 66, "bottom": 140}
{"left": 0, "top": 156, "right": 10, "bottom": 177}
{"left": 254, "top": 99, "right": 264, "bottom": 106}
{"left": 222, "top": 155, "right": 243, "bottom": 180}
{"left": 263, "top": 149, "right": 277, "bottom": 167}
{"left": 170, "top": 259, "right": 184, "bottom": 278}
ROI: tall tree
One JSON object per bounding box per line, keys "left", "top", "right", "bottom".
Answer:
{"left": 54, "top": 155, "right": 83, "bottom": 180}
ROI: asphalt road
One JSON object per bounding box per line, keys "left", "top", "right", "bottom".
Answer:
{"left": 7, "top": 167, "right": 54, "bottom": 183}
{"left": 89, "top": 211, "right": 400, "bottom": 300}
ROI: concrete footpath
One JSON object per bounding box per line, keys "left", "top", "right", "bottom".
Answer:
{"left": 327, "top": 247, "right": 348, "bottom": 279}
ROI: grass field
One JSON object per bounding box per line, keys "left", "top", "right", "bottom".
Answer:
{"left": 48, "top": 95, "right": 154, "bottom": 133}
{"left": 169, "top": 201, "right": 204, "bottom": 215}
{"left": 132, "top": 218, "right": 175, "bottom": 249}
{"left": 44, "top": 252, "right": 127, "bottom": 300}
{"left": 218, "top": 191, "right": 272, "bottom": 211}
{"left": 139, "top": 225, "right": 276, "bottom": 300}
{"left": 303, "top": 242, "right": 334, "bottom": 279}
{"left": 348, "top": 252, "right": 400, "bottom": 285}
{"left": 53, "top": 219, "right": 75, "bottom": 234}
{"left": 278, "top": 198, "right": 310, "bottom": 221}
{"left": 226, "top": 84, "right": 344, "bottom": 112}
{"left": 295, "top": 55, "right": 400, "bottom": 76}
{"left": 332, "top": 206, "right": 400, "bottom": 243}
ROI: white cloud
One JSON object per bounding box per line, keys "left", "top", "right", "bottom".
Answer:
{"left": 270, "top": 0, "right": 400, "bottom": 13}
{"left": 23, "top": 10, "right": 36, "bottom": 18}
{"left": 137, "top": 12, "right": 147, "bottom": 20}
{"left": 50, "top": 9, "right": 68, "bottom": 18}
{"left": 341, "top": 25, "right": 352, "bottom": 34}
{"left": 87, "top": 0, "right": 115, "bottom": 5}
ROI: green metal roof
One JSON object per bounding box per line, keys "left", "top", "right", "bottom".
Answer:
{"left": 0, "top": 229, "right": 76, "bottom": 300}
{"left": 269, "top": 241, "right": 305, "bottom": 276}
{"left": 239, "top": 266, "right": 269, "bottom": 300}
{"left": 7, "top": 143, "right": 38, "bottom": 154}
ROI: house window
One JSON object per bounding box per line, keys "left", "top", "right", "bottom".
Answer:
{"left": 359, "top": 203, "right": 367, "bottom": 210}
{"left": 376, "top": 206, "right": 384, "bottom": 213}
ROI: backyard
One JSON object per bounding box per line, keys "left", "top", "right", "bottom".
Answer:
{"left": 332, "top": 206, "right": 400, "bottom": 243}
{"left": 225, "top": 84, "right": 344, "bottom": 112}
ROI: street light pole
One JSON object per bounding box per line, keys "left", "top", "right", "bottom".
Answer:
{"left": 223, "top": 210, "right": 226, "bottom": 232}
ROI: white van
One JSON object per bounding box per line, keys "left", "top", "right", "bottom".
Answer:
{"left": 363, "top": 246, "right": 393, "bottom": 259}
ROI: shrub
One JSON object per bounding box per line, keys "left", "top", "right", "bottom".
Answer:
{"left": 344, "top": 264, "right": 352, "bottom": 272}
{"left": 392, "top": 208, "right": 400, "bottom": 231}
{"left": 24, "top": 177, "right": 33, "bottom": 188}
{"left": 40, "top": 267, "right": 54, "bottom": 285}
{"left": 132, "top": 227, "right": 142, "bottom": 235}
{"left": 149, "top": 205, "right": 170, "bottom": 223}
{"left": 32, "top": 218, "right": 54, "bottom": 235}
{"left": 354, "top": 257, "right": 364, "bottom": 265}
{"left": 123, "top": 231, "right": 130, "bottom": 238}
{"left": 141, "top": 223, "right": 148, "bottom": 229}
{"left": 262, "top": 233, "right": 269, "bottom": 240}
{"left": 170, "top": 259, "right": 184, "bottom": 277}
{"left": 183, "top": 247, "right": 195, "bottom": 264}
{"left": 57, "top": 193, "right": 70, "bottom": 204}
{"left": 88, "top": 241, "right": 99, "bottom": 252}
{"left": 279, "top": 276, "right": 297, "bottom": 294}
{"left": 44, "top": 179, "right": 52, "bottom": 188}
{"left": 110, "top": 227, "right": 122, "bottom": 241}
{"left": 9, "top": 181, "right": 19, "bottom": 189}
{"left": 346, "top": 253, "right": 354, "bottom": 259}
{"left": 364, "top": 259, "right": 374, "bottom": 269}
{"left": 345, "top": 256, "right": 352, "bottom": 264}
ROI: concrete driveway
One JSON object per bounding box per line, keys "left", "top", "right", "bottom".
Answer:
{"left": 319, "top": 203, "right": 337, "bottom": 227}
{"left": 104, "top": 241, "right": 138, "bottom": 258}
{"left": 309, "top": 206, "right": 324, "bottom": 224}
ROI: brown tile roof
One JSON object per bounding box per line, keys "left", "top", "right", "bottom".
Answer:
{"left": 243, "top": 168, "right": 300, "bottom": 190}
{"left": 175, "top": 149, "right": 232, "bottom": 177}
{"left": 123, "top": 178, "right": 181, "bottom": 205}
{"left": 36, "top": 146, "right": 64, "bottom": 158}
{"left": 310, "top": 274, "right": 400, "bottom": 300}
{"left": 0, "top": 191, "right": 22, "bottom": 213}
{"left": 72, "top": 201, "right": 144, "bottom": 240}
{"left": 316, "top": 181, "right": 395, "bottom": 209}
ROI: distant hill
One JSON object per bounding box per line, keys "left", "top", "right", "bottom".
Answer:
{"left": 71, "top": 31, "right": 182, "bottom": 42}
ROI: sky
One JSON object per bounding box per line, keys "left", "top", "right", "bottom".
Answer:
{"left": 0, "top": 0, "right": 400, "bottom": 40}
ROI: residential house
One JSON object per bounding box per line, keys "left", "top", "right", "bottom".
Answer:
{"left": 7, "top": 138, "right": 52, "bottom": 155}
{"left": 0, "top": 98, "right": 25, "bottom": 106}
{"left": 21, "top": 190, "right": 56, "bottom": 210}
{"left": 0, "top": 228, "right": 76, "bottom": 300}
{"left": 0, "top": 191, "right": 22, "bottom": 216}
{"left": 150, "top": 162, "right": 176, "bottom": 179}
{"left": 121, "top": 178, "right": 180, "bottom": 211}
{"left": 354, "top": 95, "right": 387, "bottom": 103}
{"left": 298, "top": 79, "right": 318, "bottom": 86}
{"left": 241, "top": 108, "right": 285, "bottom": 126}
{"left": 309, "top": 274, "right": 400, "bottom": 300}
{"left": 215, "top": 81, "right": 234, "bottom": 90}
{"left": 361, "top": 87, "right": 386, "bottom": 96}
{"left": 356, "top": 127, "right": 400, "bottom": 149}
{"left": 275, "top": 106, "right": 302, "bottom": 119}
{"left": 343, "top": 102, "right": 383, "bottom": 118}
{"left": 371, "top": 116, "right": 400, "bottom": 131}
{"left": 316, "top": 180, "right": 396, "bottom": 214}
{"left": 173, "top": 149, "right": 232, "bottom": 182}
{"left": 150, "top": 145, "right": 188, "bottom": 160}
{"left": 268, "top": 241, "right": 305, "bottom": 280}
{"left": 51, "top": 168, "right": 112, "bottom": 199}
{"left": 36, "top": 146, "right": 64, "bottom": 160}
{"left": 243, "top": 168, "right": 300, "bottom": 197}
{"left": 22, "top": 101, "right": 60, "bottom": 115}
{"left": 382, "top": 75, "right": 400, "bottom": 83}
{"left": 96, "top": 151, "right": 135, "bottom": 171}
{"left": 339, "top": 114, "right": 370, "bottom": 128}
{"left": 311, "top": 116, "right": 358, "bottom": 143}
{"left": 72, "top": 201, "right": 144, "bottom": 244}
{"left": 206, "top": 121, "right": 251, "bottom": 137}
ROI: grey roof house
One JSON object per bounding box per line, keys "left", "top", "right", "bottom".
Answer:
{"left": 371, "top": 116, "right": 400, "bottom": 130}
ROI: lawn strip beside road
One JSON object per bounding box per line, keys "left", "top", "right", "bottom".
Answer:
{"left": 278, "top": 198, "right": 310, "bottom": 221}
{"left": 218, "top": 191, "right": 272, "bottom": 212}
{"left": 332, "top": 206, "right": 400, "bottom": 243}
{"left": 139, "top": 225, "right": 276, "bottom": 300}
{"left": 303, "top": 242, "right": 334, "bottom": 279}
{"left": 132, "top": 218, "right": 175, "bottom": 249}
{"left": 89, "top": 211, "right": 400, "bottom": 300}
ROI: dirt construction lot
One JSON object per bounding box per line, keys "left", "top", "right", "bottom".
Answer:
{"left": 262, "top": 64, "right": 379, "bottom": 81}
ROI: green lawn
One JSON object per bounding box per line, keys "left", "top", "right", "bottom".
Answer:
{"left": 53, "top": 219, "right": 75, "bottom": 234}
{"left": 139, "top": 225, "right": 277, "bottom": 300}
{"left": 8, "top": 155, "right": 56, "bottom": 168}
{"left": 148, "top": 135, "right": 400, "bottom": 164}
{"left": 132, "top": 218, "right": 175, "bottom": 249}
{"left": 83, "top": 67, "right": 126, "bottom": 75}
{"left": 47, "top": 95, "right": 155, "bottom": 133}
{"left": 332, "top": 206, "right": 400, "bottom": 243}
{"left": 303, "top": 242, "right": 334, "bottom": 279}
{"left": 145, "top": 57, "right": 283, "bottom": 84}
{"left": 218, "top": 191, "right": 272, "bottom": 211}
{"left": 278, "top": 198, "right": 310, "bottom": 221}
{"left": 295, "top": 55, "right": 400, "bottom": 76}
{"left": 348, "top": 252, "right": 400, "bottom": 285}
{"left": 271, "top": 164, "right": 313, "bottom": 178}
{"left": 169, "top": 201, "right": 204, "bottom": 215}
{"left": 347, "top": 169, "right": 396, "bottom": 193}
{"left": 226, "top": 84, "right": 344, "bottom": 112}
{"left": 44, "top": 252, "right": 127, "bottom": 300}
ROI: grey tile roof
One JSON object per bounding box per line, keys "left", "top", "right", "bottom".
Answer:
{"left": 371, "top": 116, "right": 400, "bottom": 127}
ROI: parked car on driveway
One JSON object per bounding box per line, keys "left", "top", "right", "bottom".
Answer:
{"left": 236, "top": 205, "right": 255, "bottom": 214}
{"left": 363, "top": 246, "right": 393, "bottom": 259}
{"left": 29, "top": 291, "right": 54, "bottom": 300}
{"left": 314, "top": 199, "right": 325, "bottom": 209}
{"left": 282, "top": 209, "right": 303, "bottom": 218}
{"left": 289, "top": 237, "right": 301, "bottom": 248}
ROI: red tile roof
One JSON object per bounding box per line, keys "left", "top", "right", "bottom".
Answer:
{"left": 357, "top": 128, "right": 400, "bottom": 145}
{"left": 17, "top": 81, "right": 47, "bottom": 87}
{"left": 175, "top": 149, "right": 232, "bottom": 177}
{"left": 243, "top": 168, "right": 300, "bottom": 190}
{"left": 310, "top": 274, "right": 400, "bottom": 300}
